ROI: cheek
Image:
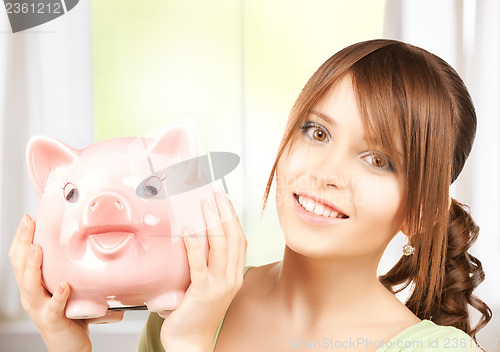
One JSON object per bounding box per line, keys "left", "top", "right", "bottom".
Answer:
{"left": 275, "top": 153, "right": 294, "bottom": 200}
{"left": 275, "top": 144, "right": 317, "bottom": 188}
{"left": 356, "top": 177, "right": 405, "bottom": 232}
{"left": 275, "top": 156, "right": 301, "bottom": 229}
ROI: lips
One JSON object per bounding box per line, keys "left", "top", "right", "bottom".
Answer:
{"left": 295, "top": 194, "right": 348, "bottom": 219}
{"left": 294, "top": 193, "right": 349, "bottom": 218}
{"left": 293, "top": 193, "right": 349, "bottom": 225}
{"left": 87, "top": 227, "right": 135, "bottom": 257}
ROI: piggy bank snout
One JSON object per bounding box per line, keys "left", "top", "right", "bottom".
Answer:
{"left": 83, "top": 193, "right": 132, "bottom": 227}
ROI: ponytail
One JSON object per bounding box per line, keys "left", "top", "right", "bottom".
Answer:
{"left": 431, "top": 198, "right": 491, "bottom": 338}
{"left": 379, "top": 198, "right": 491, "bottom": 342}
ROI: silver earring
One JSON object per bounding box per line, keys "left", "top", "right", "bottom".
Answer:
{"left": 402, "top": 242, "right": 414, "bottom": 256}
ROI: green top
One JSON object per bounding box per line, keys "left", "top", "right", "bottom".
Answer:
{"left": 137, "top": 267, "right": 479, "bottom": 352}
{"left": 375, "top": 319, "right": 479, "bottom": 351}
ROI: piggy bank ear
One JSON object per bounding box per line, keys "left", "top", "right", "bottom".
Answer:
{"left": 147, "top": 125, "right": 199, "bottom": 191}
{"left": 148, "top": 124, "right": 197, "bottom": 161}
{"left": 27, "top": 136, "right": 77, "bottom": 195}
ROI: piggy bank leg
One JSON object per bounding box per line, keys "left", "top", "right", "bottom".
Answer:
{"left": 65, "top": 297, "right": 109, "bottom": 319}
{"left": 146, "top": 290, "right": 185, "bottom": 312}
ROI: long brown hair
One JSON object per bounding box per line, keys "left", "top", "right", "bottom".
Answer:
{"left": 262, "top": 39, "right": 491, "bottom": 339}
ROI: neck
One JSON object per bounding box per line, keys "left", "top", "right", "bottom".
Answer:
{"left": 272, "top": 245, "right": 389, "bottom": 328}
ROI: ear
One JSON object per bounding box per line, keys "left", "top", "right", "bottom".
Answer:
{"left": 147, "top": 124, "right": 197, "bottom": 162}
{"left": 26, "top": 136, "right": 78, "bottom": 195}
{"left": 148, "top": 125, "right": 198, "bottom": 183}
{"left": 400, "top": 222, "right": 407, "bottom": 235}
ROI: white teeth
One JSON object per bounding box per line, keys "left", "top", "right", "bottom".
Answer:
{"left": 305, "top": 199, "right": 315, "bottom": 212}
{"left": 330, "top": 211, "right": 339, "bottom": 218}
{"left": 297, "top": 195, "right": 346, "bottom": 219}
{"left": 313, "top": 204, "right": 325, "bottom": 215}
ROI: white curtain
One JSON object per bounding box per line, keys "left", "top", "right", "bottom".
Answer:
{"left": 384, "top": 0, "right": 500, "bottom": 342}
{"left": 0, "top": 2, "right": 94, "bottom": 319}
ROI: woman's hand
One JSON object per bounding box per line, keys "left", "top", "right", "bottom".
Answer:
{"left": 8, "top": 214, "right": 123, "bottom": 352}
{"left": 160, "top": 190, "right": 247, "bottom": 352}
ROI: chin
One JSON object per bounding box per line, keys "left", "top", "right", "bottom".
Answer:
{"left": 284, "top": 233, "right": 343, "bottom": 260}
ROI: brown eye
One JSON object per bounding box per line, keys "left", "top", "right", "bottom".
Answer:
{"left": 63, "top": 182, "right": 79, "bottom": 203}
{"left": 301, "top": 121, "right": 330, "bottom": 143}
{"left": 313, "top": 128, "right": 327, "bottom": 141}
{"left": 372, "top": 153, "right": 387, "bottom": 168}
{"left": 361, "top": 151, "right": 395, "bottom": 172}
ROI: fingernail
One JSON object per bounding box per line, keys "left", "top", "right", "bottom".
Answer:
{"left": 158, "top": 310, "right": 172, "bottom": 319}
{"left": 182, "top": 226, "right": 195, "bottom": 238}
{"left": 217, "top": 190, "right": 228, "bottom": 202}
{"left": 218, "top": 190, "right": 235, "bottom": 213}
{"left": 21, "top": 215, "right": 29, "bottom": 233}
{"left": 57, "top": 282, "right": 66, "bottom": 295}
{"left": 207, "top": 197, "right": 218, "bottom": 214}
{"left": 29, "top": 244, "right": 35, "bottom": 259}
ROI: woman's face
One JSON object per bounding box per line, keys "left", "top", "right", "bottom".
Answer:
{"left": 276, "top": 75, "right": 406, "bottom": 261}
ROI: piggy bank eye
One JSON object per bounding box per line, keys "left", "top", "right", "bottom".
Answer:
{"left": 142, "top": 176, "right": 162, "bottom": 198}
{"left": 63, "top": 182, "right": 79, "bottom": 203}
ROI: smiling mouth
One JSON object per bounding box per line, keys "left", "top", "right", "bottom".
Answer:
{"left": 87, "top": 228, "right": 135, "bottom": 257}
{"left": 294, "top": 193, "right": 349, "bottom": 219}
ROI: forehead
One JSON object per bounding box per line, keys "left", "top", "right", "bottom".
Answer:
{"left": 310, "top": 75, "right": 366, "bottom": 142}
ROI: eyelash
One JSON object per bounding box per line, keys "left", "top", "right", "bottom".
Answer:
{"left": 300, "top": 120, "right": 396, "bottom": 172}
{"left": 359, "top": 151, "right": 396, "bottom": 172}
{"left": 301, "top": 121, "right": 331, "bottom": 143}
{"left": 61, "top": 178, "right": 70, "bottom": 190}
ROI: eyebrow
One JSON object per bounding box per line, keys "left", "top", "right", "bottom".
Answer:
{"left": 309, "top": 110, "right": 337, "bottom": 126}
{"left": 309, "top": 109, "right": 369, "bottom": 143}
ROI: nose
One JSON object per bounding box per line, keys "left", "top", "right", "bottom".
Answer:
{"left": 83, "top": 192, "right": 131, "bottom": 227}
{"left": 309, "top": 151, "right": 352, "bottom": 189}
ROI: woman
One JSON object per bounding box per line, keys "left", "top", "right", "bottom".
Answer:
{"left": 11, "top": 39, "right": 491, "bottom": 351}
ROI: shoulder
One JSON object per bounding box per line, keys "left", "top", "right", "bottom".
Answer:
{"left": 221, "top": 262, "right": 279, "bottom": 319}
{"left": 243, "top": 262, "right": 280, "bottom": 280}
{"left": 239, "top": 262, "right": 279, "bottom": 296}
{"left": 380, "top": 320, "right": 481, "bottom": 352}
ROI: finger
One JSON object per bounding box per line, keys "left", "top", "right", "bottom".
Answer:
{"left": 202, "top": 198, "right": 227, "bottom": 276}
{"left": 236, "top": 229, "right": 247, "bottom": 281}
{"left": 224, "top": 224, "right": 244, "bottom": 283}
{"left": 215, "top": 190, "right": 233, "bottom": 224}
{"left": 232, "top": 197, "right": 247, "bottom": 277}
{"left": 183, "top": 227, "right": 209, "bottom": 284}
{"left": 158, "top": 310, "right": 172, "bottom": 319}
{"left": 8, "top": 215, "right": 26, "bottom": 259}
{"left": 23, "top": 244, "right": 51, "bottom": 307}
{"left": 46, "top": 282, "right": 71, "bottom": 323}
{"left": 87, "top": 310, "right": 124, "bottom": 324}
{"left": 214, "top": 192, "right": 247, "bottom": 279}
{"left": 214, "top": 191, "right": 245, "bottom": 279}
{"left": 9, "top": 215, "right": 35, "bottom": 286}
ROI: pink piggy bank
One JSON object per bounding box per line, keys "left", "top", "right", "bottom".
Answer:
{"left": 26, "top": 125, "right": 213, "bottom": 319}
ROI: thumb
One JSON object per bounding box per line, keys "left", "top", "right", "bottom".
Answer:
{"left": 46, "top": 282, "right": 71, "bottom": 322}
{"left": 158, "top": 310, "right": 173, "bottom": 319}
